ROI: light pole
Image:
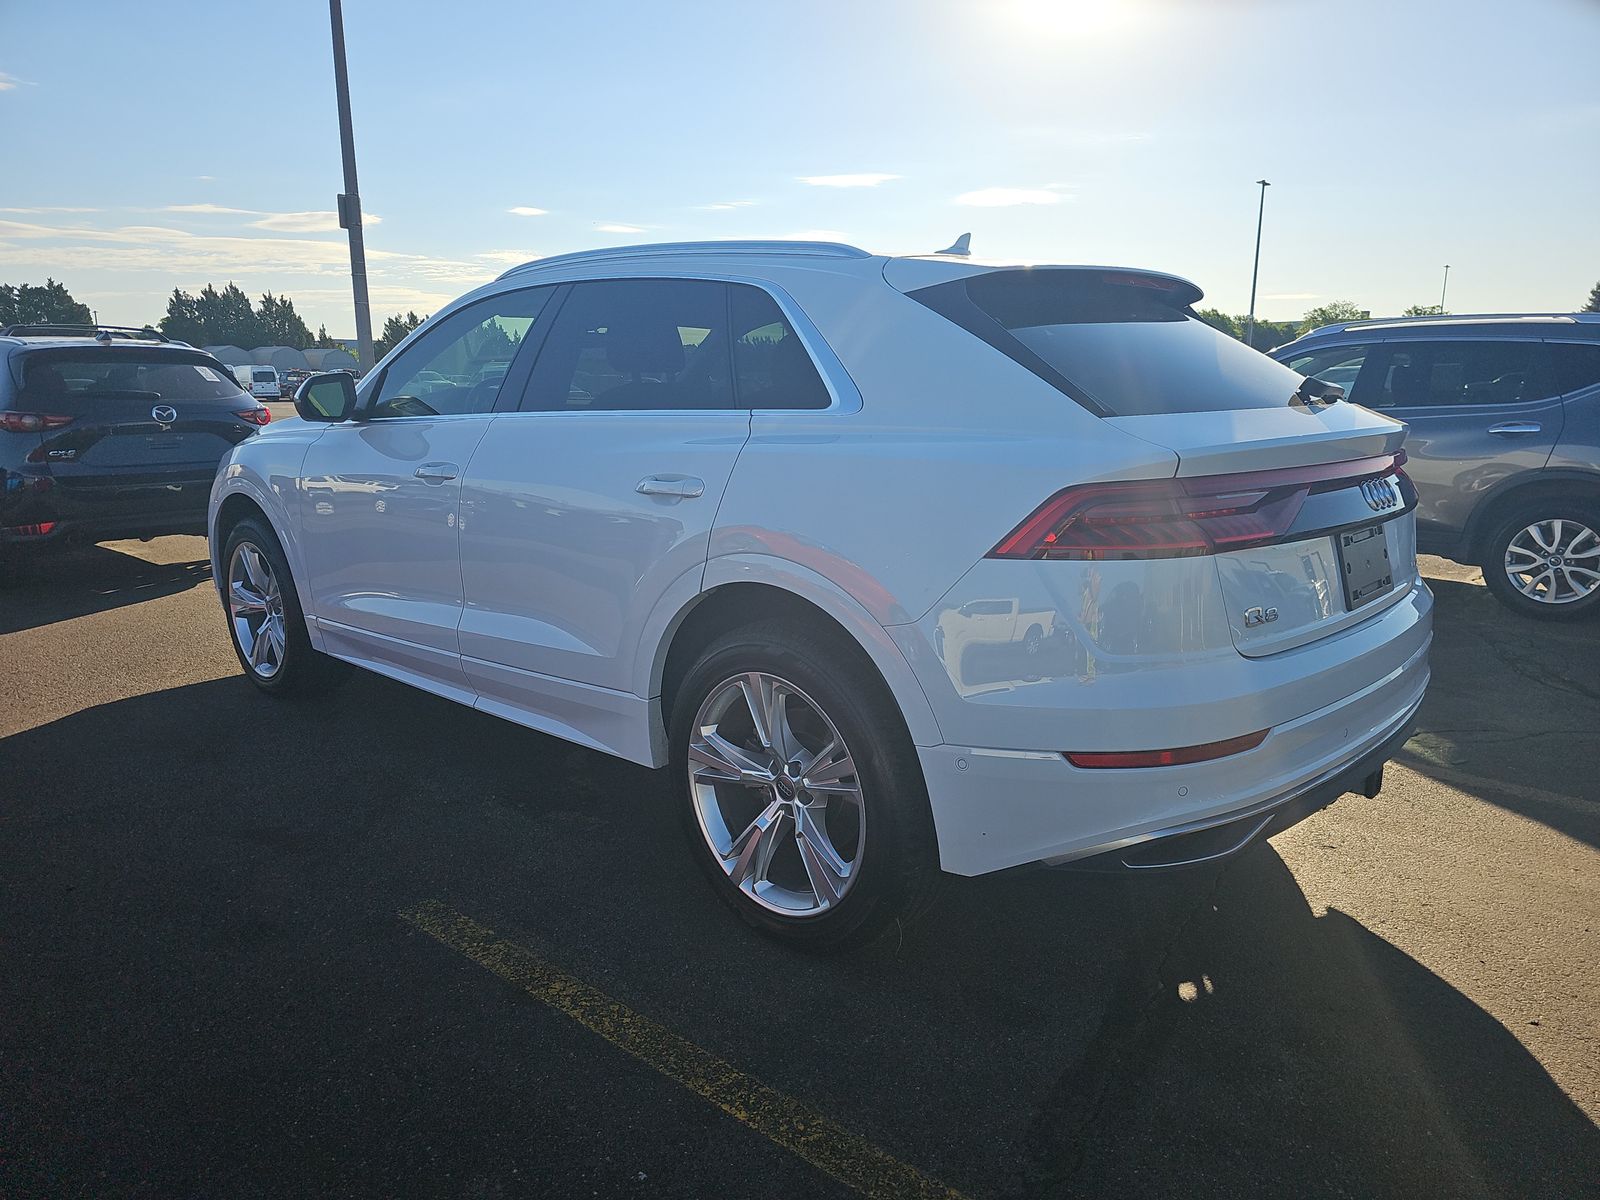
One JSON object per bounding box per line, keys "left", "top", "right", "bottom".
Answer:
{"left": 329, "top": 0, "right": 374, "bottom": 373}
{"left": 1245, "top": 179, "right": 1270, "bottom": 348}
{"left": 1439, "top": 264, "right": 1450, "bottom": 314}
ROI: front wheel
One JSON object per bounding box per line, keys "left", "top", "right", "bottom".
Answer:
{"left": 669, "top": 621, "right": 940, "bottom": 950}
{"left": 1481, "top": 503, "right": 1600, "bottom": 621}
{"left": 221, "top": 518, "right": 348, "bottom": 694}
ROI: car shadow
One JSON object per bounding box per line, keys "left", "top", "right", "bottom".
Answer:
{"left": 1402, "top": 569, "right": 1600, "bottom": 851}
{"left": 0, "top": 538, "right": 214, "bottom": 635}
{"left": 3, "top": 670, "right": 1595, "bottom": 1198}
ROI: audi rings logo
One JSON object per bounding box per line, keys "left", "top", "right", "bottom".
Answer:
{"left": 151, "top": 405, "right": 178, "bottom": 425}
{"left": 1360, "top": 476, "right": 1399, "bottom": 512}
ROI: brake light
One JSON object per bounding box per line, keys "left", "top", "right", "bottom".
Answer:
{"left": 1066, "top": 729, "right": 1269, "bottom": 769}
{"left": 235, "top": 406, "right": 272, "bottom": 426}
{"left": 1, "top": 412, "right": 74, "bottom": 433}
{"left": 3, "top": 521, "right": 57, "bottom": 537}
{"left": 990, "top": 454, "right": 1405, "bottom": 561}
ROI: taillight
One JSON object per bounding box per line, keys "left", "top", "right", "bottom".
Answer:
{"left": 1066, "top": 729, "right": 1269, "bottom": 769}
{"left": 235, "top": 407, "right": 272, "bottom": 426}
{"left": 2, "top": 521, "right": 58, "bottom": 537}
{"left": 1, "top": 412, "right": 74, "bottom": 433}
{"left": 990, "top": 453, "right": 1405, "bottom": 561}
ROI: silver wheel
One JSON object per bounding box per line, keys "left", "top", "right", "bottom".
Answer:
{"left": 227, "top": 541, "right": 287, "bottom": 678}
{"left": 687, "top": 672, "right": 865, "bottom": 918}
{"left": 1503, "top": 519, "right": 1600, "bottom": 605}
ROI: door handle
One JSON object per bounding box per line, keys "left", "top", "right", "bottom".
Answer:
{"left": 414, "top": 462, "right": 459, "bottom": 482}
{"left": 636, "top": 475, "right": 705, "bottom": 499}
{"left": 1487, "top": 422, "right": 1542, "bottom": 436}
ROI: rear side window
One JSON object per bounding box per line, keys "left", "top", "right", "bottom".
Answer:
{"left": 910, "top": 269, "right": 1307, "bottom": 417}
{"left": 523, "top": 279, "right": 735, "bottom": 412}
{"left": 1360, "top": 341, "right": 1551, "bottom": 409}
{"left": 16, "top": 351, "right": 245, "bottom": 403}
{"left": 1550, "top": 342, "right": 1600, "bottom": 395}
{"left": 730, "top": 285, "right": 831, "bottom": 409}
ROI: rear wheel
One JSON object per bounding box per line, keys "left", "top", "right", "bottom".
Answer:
{"left": 669, "top": 620, "right": 940, "bottom": 950}
{"left": 221, "top": 518, "right": 347, "bottom": 693}
{"left": 1481, "top": 501, "right": 1600, "bottom": 621}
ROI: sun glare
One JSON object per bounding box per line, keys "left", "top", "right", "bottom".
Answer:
{"left": 995, "top": 0, "right": 1140, "bottom": 39}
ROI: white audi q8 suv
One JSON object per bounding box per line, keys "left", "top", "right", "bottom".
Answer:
{"left": 209, "top": 241, "right": 1431, "bottom": 948}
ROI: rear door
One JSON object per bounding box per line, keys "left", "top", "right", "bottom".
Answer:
{"left": 1344, "top": 337, "right": 1563, "bottom": 539}
{"left": 16, "top": 347, "right": 258, "bottom": 522}
{"left": 458, "top": 278, "right": 786, "bottom": 755}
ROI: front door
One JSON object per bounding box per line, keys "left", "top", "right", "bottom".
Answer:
{"left": 299, "top": 287, "right": 555, "bottom": 698}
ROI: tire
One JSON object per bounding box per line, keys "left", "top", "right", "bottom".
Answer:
{"left": 668, "top": 619, "right": 940, "bottom": 951}
{"left": 220, "top": 518, "right": 348, "bottom": 694}
{"left": 1480, "top": 500, "right": 1600, "bottom": 622}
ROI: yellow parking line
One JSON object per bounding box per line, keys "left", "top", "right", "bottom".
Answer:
{"left": 401, "top": 900, "right": 969, "bottom": 1200}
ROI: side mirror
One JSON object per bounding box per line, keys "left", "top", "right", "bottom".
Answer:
{"left": 294, "top": 372, "right": 359, "bottom": 422}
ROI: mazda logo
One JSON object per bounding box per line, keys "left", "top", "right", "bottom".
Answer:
{"left": 151, "top": 405, "right": 178, "bottom": 425}
{"left": 1360, "top": 477, "right": 1398, "bottom": 512}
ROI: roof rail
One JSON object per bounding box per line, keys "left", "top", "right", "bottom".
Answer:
{"left": 0, "top": 323, "right": 171, "bottom": 342}
{"left": 497, "top": 239, "right": 872, "bottom": 280}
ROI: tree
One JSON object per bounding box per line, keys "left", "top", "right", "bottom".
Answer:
{"left": 375, "top": 311, "right": 425, "bottom": 360}
{"left": 1583, "top": 282, "right": 1600, "bottom": 314}
{"left": 160, "top": 287, "right": 206, "bottom": 344}
{"left": 314, "top": 324, "right": 341, "bottom": 349}
{"left": 257, "top": 292, "right": 313, "bottom": 349}
{"left": 1195, "top": 308, "right": 1241, "bottom": 338}
{"left": 1402, "top": 304, "right": 1445, "bottom": 317}
{"left": 1300, "top": 301, "right": 1367, "bottom": 334}
{"left": 0, "top": 278, "right": 94, "bottom": 326}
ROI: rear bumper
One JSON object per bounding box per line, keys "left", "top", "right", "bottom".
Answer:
{"left": 2, "top": 468, "right": 214, "bottom": 546}
{"left": 915, "top": 626, "right": 1430, "bottom": 876}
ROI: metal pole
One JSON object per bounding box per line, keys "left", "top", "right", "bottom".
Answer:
{"left": 329, "top": 0, "right": 374, "bottom": 373}
{"left": 1440, "top": 264, "right": 1450, "bottom": 314}
{"left": 1245, "top": 179, "right": 1270, "bottom": 347}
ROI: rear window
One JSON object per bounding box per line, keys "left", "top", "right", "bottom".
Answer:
{"left": 252, "top": 368, "right": 276, "bottom": 382}
{"left": 911, "top": 269, "right": 1308, "bottom": 417}
{"left": 16, "top": 351, "right": 246, "bottom": 403}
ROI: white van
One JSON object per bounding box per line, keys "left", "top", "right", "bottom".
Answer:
{"left": 231, "top": 365, "right": 281, "bottom": 399}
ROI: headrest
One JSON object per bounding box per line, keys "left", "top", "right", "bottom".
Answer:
{"left": 607, "top": 321, "right": 684, "bottom": 375}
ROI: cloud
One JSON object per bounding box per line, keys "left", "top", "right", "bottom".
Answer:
{"left": 164, "top": 203, "right": 254, "bottom": 215}
{"left": 953, "top": 187, "right": 1067, "bottom": 207}
{"left": 161, "top": 204, "right": 379, "bottom": 232}
{"left": 0, "top": 72, "right": 27, "bottom": 93}
{"left": 798, "top": 173, "right": 900, "bottom": 188}
{"left": 594, "top": 223, "right": 646, "bottom": 234}
{"left": 0, "top": 206, "right": 100, "bottom": 214}
{"left": 508, "top": 206, "right": 548, "bottom": 217}
{"left": 474, "top": 250, "right": 540, "bottom": 266}
{"left": 783, "top": 229, "right": 850, "bottom": 242}
{"left": 699, "top": 200, "right": 757, "bottom": 211}
{"left": 195, "top": 175, "right": 216, "bottom": 182}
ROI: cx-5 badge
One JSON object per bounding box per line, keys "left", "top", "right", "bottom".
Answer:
{"left": 152, "top": 405, "right": 178, "bottom": 425}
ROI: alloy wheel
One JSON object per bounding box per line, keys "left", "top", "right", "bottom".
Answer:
{"left": 228, "top": 542, "right": 287, "bottom": 678}
{"left": 1503, "top": 519, "right": 1600, "bottom": 605}
{"left": 687, "top": 672, "right": 866, "bottom": 917}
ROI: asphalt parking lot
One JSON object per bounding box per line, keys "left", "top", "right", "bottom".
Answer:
{"left": 2, "top": 539, "right": 1597, "bottom": 1199}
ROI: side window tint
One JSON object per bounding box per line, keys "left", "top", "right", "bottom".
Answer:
{"left": 522, "top": 279, "right": 733, "bottom": 412}
{"left": 730, "top": 285, "right": 831, "bottom": 410}
{"left": 371, "top": 288, "right": 551, "bottom": 418}
{"left": 1287, "top": 344, "right": 1371, "bottom": 400}
{"left": 1367, "top": 341, "right": 1541, "bottom": 409}
{"left": 1551, "top": 343, "right": 1600, "bottom": 395}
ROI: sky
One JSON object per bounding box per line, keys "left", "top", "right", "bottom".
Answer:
{"left": 2, "top": 0, "right": 1597, "bottom": 334}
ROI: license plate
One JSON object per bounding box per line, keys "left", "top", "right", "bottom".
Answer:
{"left": 1339, "top": 523, "right": 1394, "bottom": 609}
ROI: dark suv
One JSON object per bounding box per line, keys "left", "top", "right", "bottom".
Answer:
{"left": 1, "top": 325, "right": 270, "bottom": 567}
{"left": 1272, "top": 314, "right": 1600, "bottom": 620}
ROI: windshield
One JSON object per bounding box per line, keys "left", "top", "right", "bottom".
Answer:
{"left": 915, "top": 269, "right": 1310, "bottom": 417}
{"left": 18, "top": 350, "right": 247, "bottom": 402}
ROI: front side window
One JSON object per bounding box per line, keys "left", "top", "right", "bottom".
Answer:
{"left": 1363, "top": 340, "right": 1549, "bottom": 409}
{"left": 371, "top": 288, "right": 553, "bottom": 418}
{"left": 523, "top": 279, "right": 734, "bottom": 412}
